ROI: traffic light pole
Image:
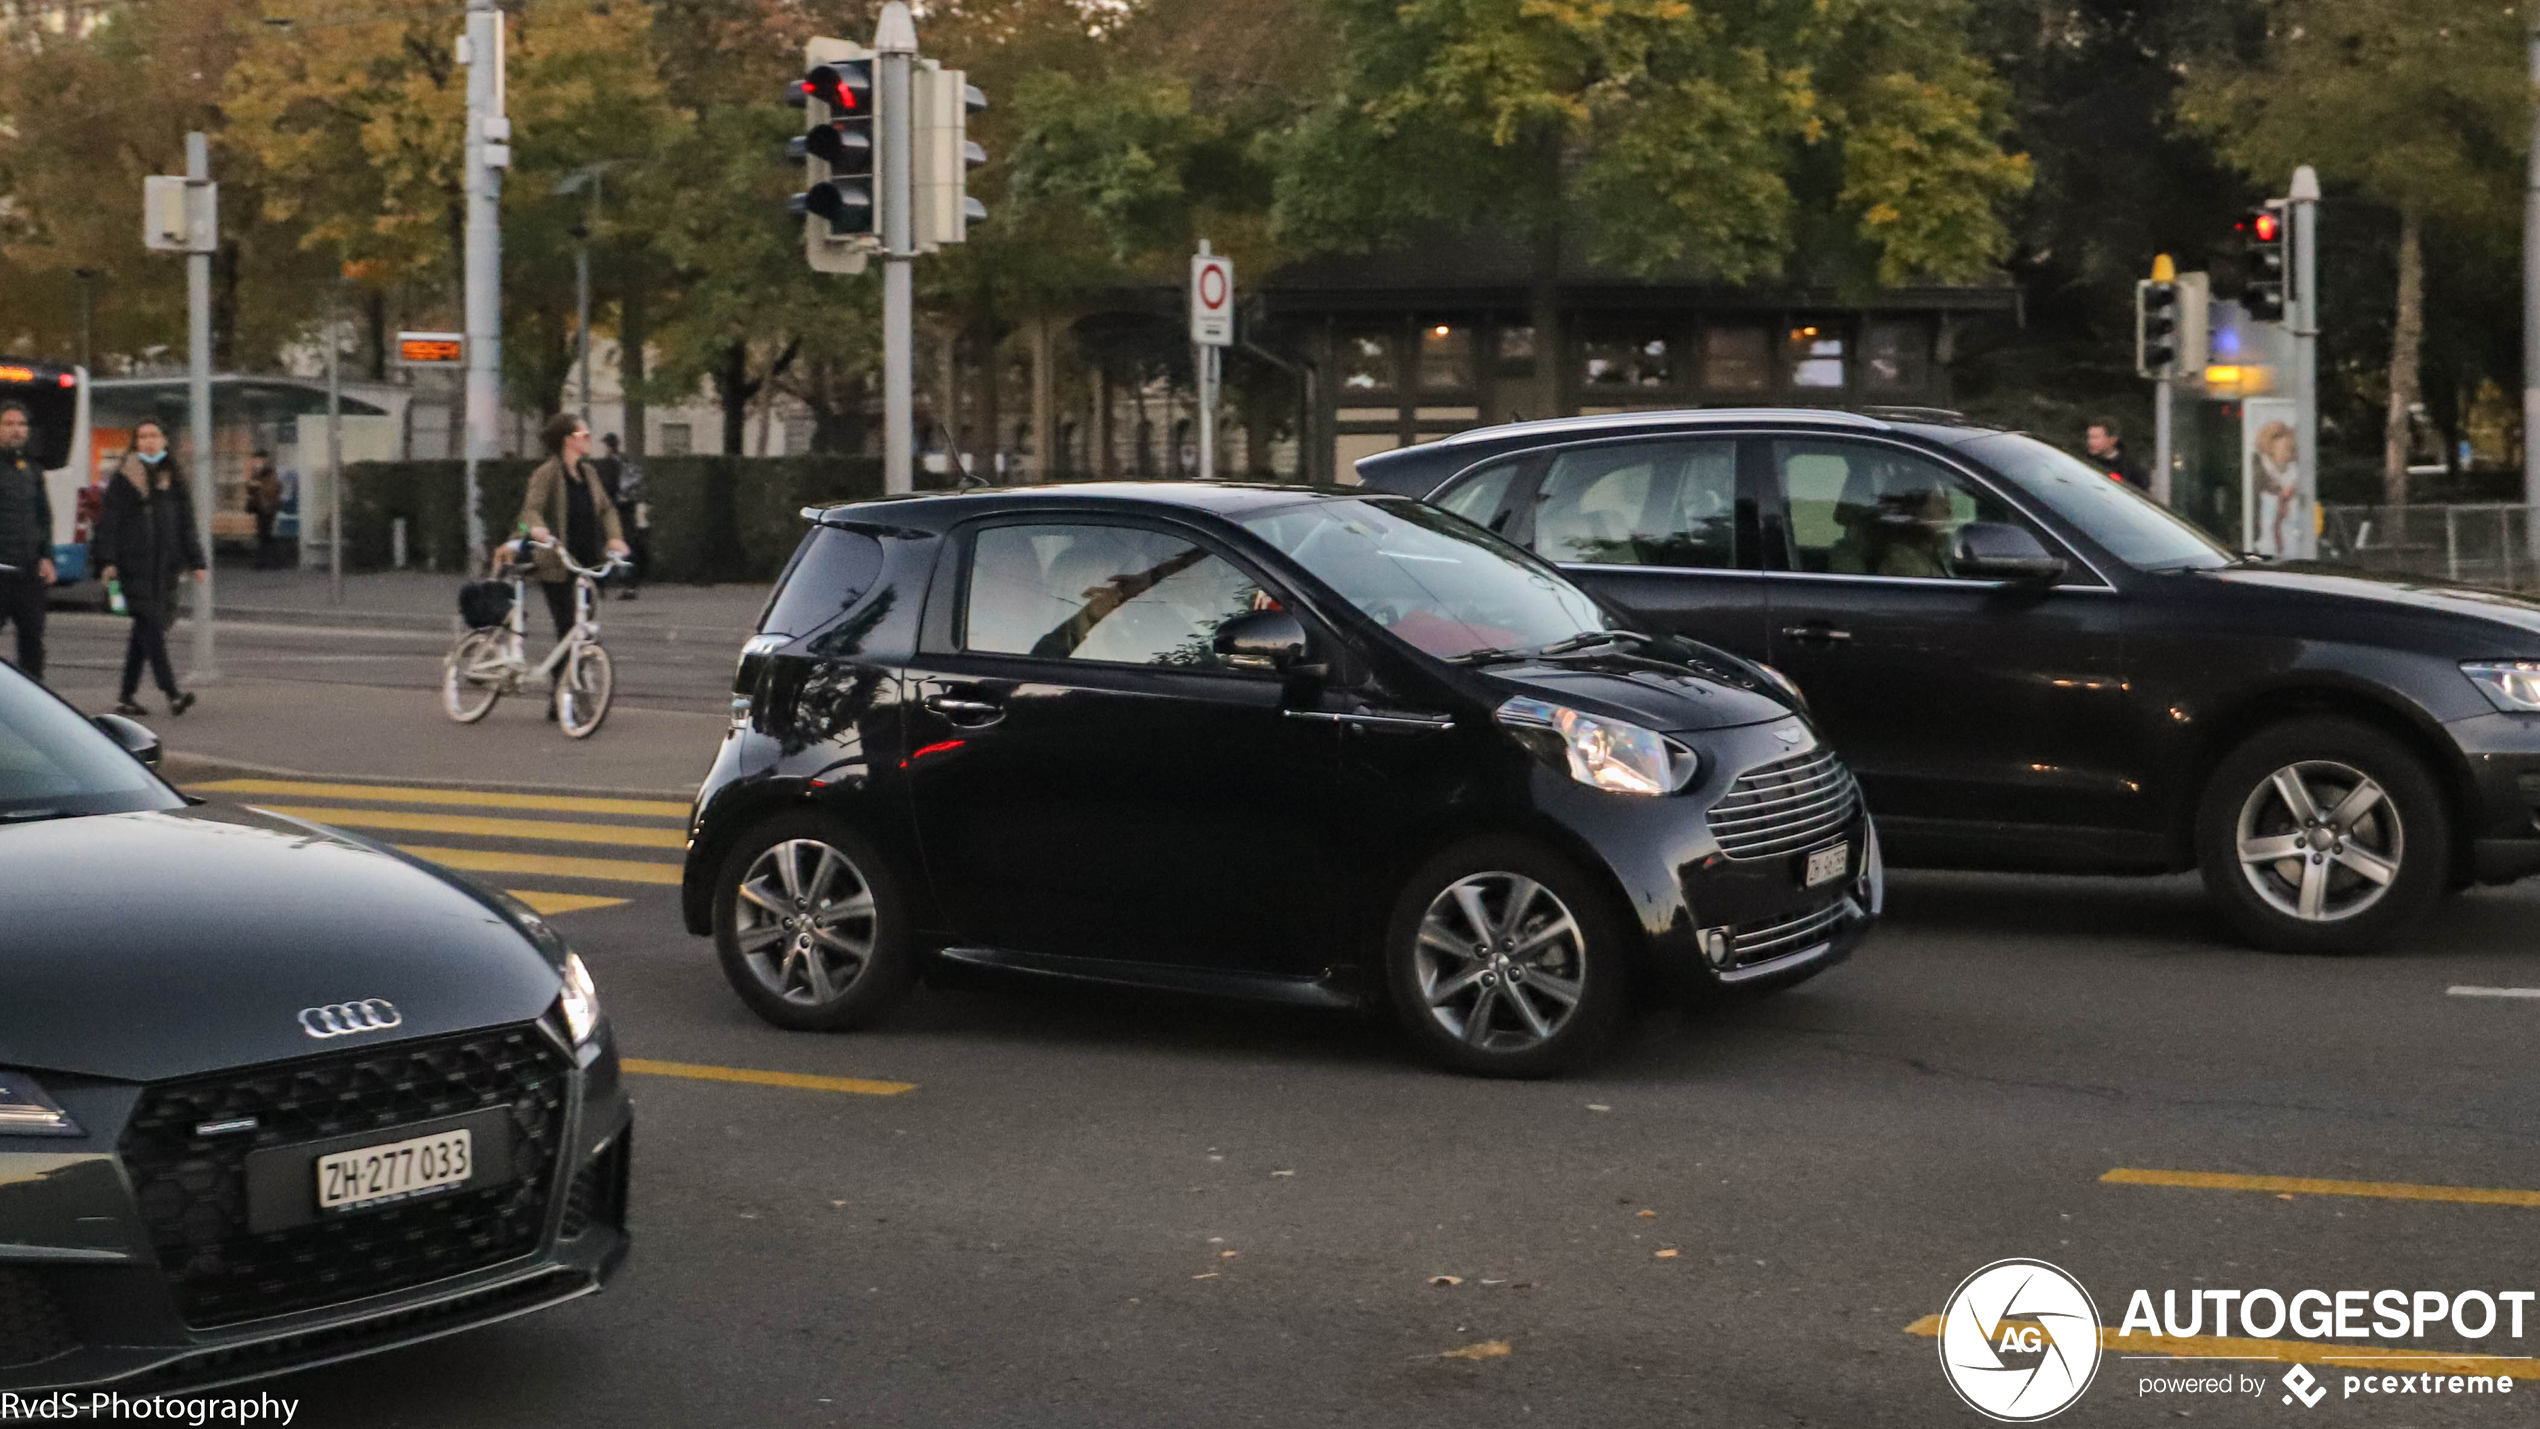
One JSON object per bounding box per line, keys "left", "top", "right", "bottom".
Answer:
{"left": 2291, "top": 165, "right": 2320, "bottom": 560}
{"left": 878, "top": 3, "right": 916, "bottom": 495}
{"left": 185, "top": 132, "right": 217, "bottom": 683}
{"left": 2151, "top": 376, "right": 2172, "bottom": 507}
{"left": 2526, "top": 6, "right": 2540, "bottom": 547}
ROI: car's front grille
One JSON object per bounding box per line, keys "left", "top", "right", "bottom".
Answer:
{"left": 1729, "top": 898, "right": 1851, "bottom": 968}
{"left": 0, "top": 1266, "right": 78, "bottom": 1369}
{"left": 119, "top": 1025, "right": 573, "bottom": 1329}
{"left": 1708, "top": 747, "right": 1861, "bottom": 859}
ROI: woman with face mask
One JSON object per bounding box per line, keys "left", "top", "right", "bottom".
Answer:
{"left": 93, "top": 419, "right": 205, "bottom": 716}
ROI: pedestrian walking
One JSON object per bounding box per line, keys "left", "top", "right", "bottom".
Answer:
{"left": 0, "top": 403, "right": 50, "bottom": 684}
{"left": 516, "top": 414, "right": 629, "bottom": 717}
{"left": 2084, "top": 418, "right": 2144, "bottom": 489}
{"left": 93, "top": 420, "right": 203, "bottom": 717}
{"left": 244, "top": 449, "right": 285, "bottom": 569}
{"left": 595, "top": 433, "right": 648, "bottom": 599}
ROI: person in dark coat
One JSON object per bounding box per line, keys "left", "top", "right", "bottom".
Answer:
{"left": 244, "top": 450, "right": 284, "bottom": 569}
{"left": 93, "top": 420, "right": 204, "bottom": 716}
{"left": 0, "top": 402, "right": 51, "bottom": 684}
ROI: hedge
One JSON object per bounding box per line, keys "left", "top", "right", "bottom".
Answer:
{"left": 340, "top": 454, "right": 888, "bottom": 582}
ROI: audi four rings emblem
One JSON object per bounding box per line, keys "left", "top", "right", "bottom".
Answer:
{"left": 299, "top": 999, "right": 402, "bottom": 1039}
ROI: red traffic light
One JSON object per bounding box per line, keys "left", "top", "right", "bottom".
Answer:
{"left": 2251, "top": 211, "right": 2279, "bottom": 243}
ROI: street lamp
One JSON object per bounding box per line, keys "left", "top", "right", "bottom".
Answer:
{"left": 551, "top": 161, "right": 632, "bottom": 423}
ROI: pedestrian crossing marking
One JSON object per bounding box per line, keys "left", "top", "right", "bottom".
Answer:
{"left": 506, "top": 890, "right": 631, "bottom": 915}
{"left": 397, "top": 845, "right": 683, "bottom": 885}
{"left": 257, "top": 804, "right": 687, "bottom": 849}
{"left": 2103, "top": 1166, "right": 2540, "bottom": 1209}
{"left": 195, "top": 778, "right": 688, "bottom": 819}
{"left": 620, "top": 1057, "right": 916, "bottom": 1097}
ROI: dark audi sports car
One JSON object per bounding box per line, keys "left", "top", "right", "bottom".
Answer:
{"left": 686, "top": 482, "right": 1878, "bottom": 1077}
{"left": 0, "top": 666, "right": 630, "bottom": 1391}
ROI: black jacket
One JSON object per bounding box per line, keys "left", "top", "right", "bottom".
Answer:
{"left": 93, "top": 456, "right": 205, "bottom": 626}
{"left": 0, "top": 447, "right": 49, "bottom": 571}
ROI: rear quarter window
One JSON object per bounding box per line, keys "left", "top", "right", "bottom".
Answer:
{"left": 760, "top": 527, "right": 886, "bottom": 636}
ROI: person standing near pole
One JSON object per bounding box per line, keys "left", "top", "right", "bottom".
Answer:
{"left": 595, "top": 432, "right": 647, "bottom": 599}
{"left": 94, "top": 420, "right": 204, "bottom": 717}
{"left": 244, "top": 449, "right": 283, "bottom": 569}
{"left": 0, "top": 404, "right": 51, "bottom": 684}
{"left": 2084, "top": 418, "right": 2145, "bottom": 488}
{"left": 516, "top": 414, "right": 628, "bottom": 717}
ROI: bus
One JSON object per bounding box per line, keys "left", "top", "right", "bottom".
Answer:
{"left": 0, "top": 359, "right": 94, "bottom": 581}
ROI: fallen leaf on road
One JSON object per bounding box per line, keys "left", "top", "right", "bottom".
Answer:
{"left": 1586, "top": 1104, "right": 1611, "bottom": 1112}
{"left": 1193, "top": 1272, "right": 1219, "bottom": 1280}
{"left": 830, "top": 1200, "right": 847, "bottom": 1208}
{"left": 1440, "top": 1340, "right": 1512, "bottom": 1361}
{"left": 1636, "top": 1209, "right": 1657, "bottom": 1218}
{"left": 1220, "top": 1250, "right": 1239, "bottom": 1259}
{"left": 1654, "top": 1249, "right": 1679, "bottom": 1259}
{"left": 1429, "top": 1276, "right": 1463, "bottom": 1287}
{"left": 2276, "top": 1193, "right": 2295, "bottom": 1201}
{"left": 1271, "top": 1169, "right": 1296, "bottom": 1177}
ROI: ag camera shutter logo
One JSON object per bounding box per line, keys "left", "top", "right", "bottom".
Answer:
{"left": 1939, "top": 1259, "right": 2103, "bottom": 1420}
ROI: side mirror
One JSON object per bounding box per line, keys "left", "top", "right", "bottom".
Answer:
{"left": 1213, "top": 608, "right": 1312, "bottom": 672}
{"left": 92, "top": 711, "right": 162, "bottom": 770}
{"left": 1952, "top": 522, "right": 2066, "bottom": 584}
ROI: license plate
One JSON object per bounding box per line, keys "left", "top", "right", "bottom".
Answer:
{"left": 1804, "top": 844, "right": 1850, "bottom": 887}
{"left": 316, "top": 1128, "right": 473, "bottom": 1213}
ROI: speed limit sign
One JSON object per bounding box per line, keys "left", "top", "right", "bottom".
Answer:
{"left": 1190, "top": 252, "right": 1234, "bottom": 346}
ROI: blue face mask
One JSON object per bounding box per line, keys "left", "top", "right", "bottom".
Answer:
{"left": 139, "top": 450, "right": 165, "bottom": 464}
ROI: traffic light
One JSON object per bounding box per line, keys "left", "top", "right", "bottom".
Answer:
{"left": 787, "top": 43, "right": 876, "bottom": 272}
{"left": 2137, "top": 278, "right": 2180, "bottom": 378}
{"left": 913, "top": 62, "right": 988, "bottom": 250}
{"left": 2239, "top": 200, "right": 2288, "bottom": 323}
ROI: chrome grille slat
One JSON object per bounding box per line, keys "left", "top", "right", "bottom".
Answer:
{"left": 1731, "top": 900, "right": 1848, "bottom": 960}
{"left": 1707, "top": 784, "right": 1858, "bottom": 830}
{"left": 1707, "top": 747, "right": 1862, "bottom": 860}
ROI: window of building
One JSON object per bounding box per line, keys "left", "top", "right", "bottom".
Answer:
{"left": 1700, "top": 326, "right": 1770, "bottom": 393}
{"left": 1580, "top": 332, "right": 1672, "bottom": 389}
{"left": 1496, "top": 326, "right": 1537, "bottom": 383}
{"left": 1787, "top": 324, "right": 1847, "bottom": 390}
{"left": 1862, "top": 321, "right": 1930, "bottom": 394}
{"left": 659, "top": 422, "right": 694, "bottom": 455}
{"left": 782, "top": 417, "right": 815, "bottom": 454}
{"left": 1418, "top": 324, "right": 1472, "bottom": 392}
{"left": 1340, "top": 333, "right": 1396, "bottom": 393}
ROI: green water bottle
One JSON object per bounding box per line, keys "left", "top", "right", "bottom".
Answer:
{"left": 105, "top": 577, "right": 127, "bottom": 617}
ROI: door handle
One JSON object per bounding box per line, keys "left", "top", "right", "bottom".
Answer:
{"left": 1286, "top": 708, "right": 1455, "bottom": 732}
{"left": 924, "top": 694, "right": 1005, "bottom": 725}
{"left": 1779, "top": 623, "right": 1853, "bottom": 646}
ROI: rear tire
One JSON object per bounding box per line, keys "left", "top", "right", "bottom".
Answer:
{"left": 442, "top": 630, "right": 505, "bottom": 723}
{"left": 2195, "top": 717, "right": 2449, "bottom": 954}
{"left": 713, "top": 813, "right": 919, "bottom": 1031}
{"left": 1383, "top": 837, "right": 1631, "bottom": 1078}
{"left": 558, "top": 643, "right": 614, "bottom": 738}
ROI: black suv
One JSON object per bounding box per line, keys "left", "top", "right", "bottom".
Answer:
{"left": 1358, "top": 408, "right": 2540, "bottom": 954}
{"left": 685, "top": 483, "right": 1876, "bottom": 1076}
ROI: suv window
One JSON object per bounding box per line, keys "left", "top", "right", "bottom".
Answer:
{"left": 1432, "top": 459, "right": 1524, "bottom": 533}
{"left": 1773, "top": 439, "right": 2023, "bottom": 579}
{"left": 964, "top": 523, "right": 1268, "bottom": 669}
{"left": 1530, "top": 440, "right": 1736, "bottom": 569}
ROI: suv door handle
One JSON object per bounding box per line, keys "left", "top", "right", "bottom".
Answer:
{"left": 1779, "top": 623, "right": 1853, "bottom": 646}
{"left": 924, "top": 694, "right": 1005, "bottom": 725}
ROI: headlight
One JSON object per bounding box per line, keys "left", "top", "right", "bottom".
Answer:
{"left": 2463, "top": 661, "right": 2540, "bottom": 713}
{"left": 559, "top": 952, "right": 603, "bottom": 1046}
{"left": 1497, "top": 696, "right": 1695, "bottom": 795}
{"left": 0, "top": 1071, "right": 80, "bottom": 1137}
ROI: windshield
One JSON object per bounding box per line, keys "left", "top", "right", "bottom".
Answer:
{"left": 1956, "top": 431, "right": 2234, "bottom": 570}
{"left": 1240, "top": 497, "right": 1618, "bottom": 660}
{"left": 0, "top": 667, "right": 178, "bottom": 819}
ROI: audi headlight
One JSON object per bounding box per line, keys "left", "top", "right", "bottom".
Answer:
{"left": 2463, "top": 660, "right": 2540, "bottom": 713}
{"left": 0, "top": 1071, "right": 80, "bottom": 1137}
{"left": 1497, "top": 696, "right": 1695, "bottom": 795}
{"left": 559, "top": 952, "right": 603, "bottom": 1046}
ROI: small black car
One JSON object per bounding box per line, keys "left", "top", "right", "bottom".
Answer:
{"left": 0, "top": 666, "right": 630, "bottom": 1392}
{"left": 685, "top": 483, "right": 1878, "bottom": 1076}
{"left": 1359, "top": 407, "right": 2540, "bottom": 953}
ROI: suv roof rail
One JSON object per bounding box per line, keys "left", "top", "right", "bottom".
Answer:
{"left": 1430, "top": 406, "right": 1889, "bottom": 448}
{"left": 1855, "top": 405, "right": 1974, "bottom": 426}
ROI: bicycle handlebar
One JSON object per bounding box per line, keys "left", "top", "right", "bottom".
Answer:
{"left": 505, "top": 539, "right": 630, "bottom": 580}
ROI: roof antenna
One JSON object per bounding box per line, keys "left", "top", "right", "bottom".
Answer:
{"left": 929, "top": 416, "right": 987, "bottom": 489}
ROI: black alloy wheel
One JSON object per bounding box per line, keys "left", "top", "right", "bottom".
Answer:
{"left": 2195, "top": 717, "right": 2450, "bottom": 955}
{"left": 713, "top": 812, "right": 920, "bottom": 1030}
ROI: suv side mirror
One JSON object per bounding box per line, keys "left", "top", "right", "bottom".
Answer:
{"left": 1213, "top": 608, "right": 1312, "bottom": 672}
{"left": 1952, "top": 522, "right": 2066, "bottom": 584}
{"left": 92, "top": 711, "right": 162, "bottom": 770}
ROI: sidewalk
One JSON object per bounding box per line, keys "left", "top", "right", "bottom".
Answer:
{"left": 56, "top": 566, "right": 774, "bottom": 645}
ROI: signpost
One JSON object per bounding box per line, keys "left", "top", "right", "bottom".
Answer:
{"left": 1190, "top": 243, "right": 1232, "bottom": 481}
{"left": 144, "top": 136, "right": 220, "bottom": 682}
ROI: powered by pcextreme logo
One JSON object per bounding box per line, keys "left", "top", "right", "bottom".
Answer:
{"left": 1938, "top": 1259, "right": 2104, "bottom": 1421}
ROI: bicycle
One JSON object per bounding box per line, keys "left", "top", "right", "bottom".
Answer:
{"left": 441, "top": 541, "right": 629, "bottom": 738}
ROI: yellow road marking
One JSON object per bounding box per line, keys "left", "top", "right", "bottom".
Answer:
{"left": 1904, "top": 1315, "right": 2540, "bottom": 1380}
{"left": 260, "top": 805, "right": 685, "bottom": 849}
{"left": 397, "top": 845, "right": 683, "bottom": 885}
{"left": 505, "top": 890, "right": 630, "bottom": 915}
{"left": 196, "top": 778, "right": 688, "bottom": 819}
{"left": 2104, "top": 1167, "right": 2540, "bottom": 1209}
{"left": 620, "top": 1058, "right": 916, "bottom": 1097}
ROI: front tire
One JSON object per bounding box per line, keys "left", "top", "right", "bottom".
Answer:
{"left": 713, "top": 813, "right": 919, "bottom": 1031}
{"left": 2195, "top": 717, "right": 2449, "bottom": 954}
{"left": 1384, "top": 838, "right": 1631, "bottom": 1078}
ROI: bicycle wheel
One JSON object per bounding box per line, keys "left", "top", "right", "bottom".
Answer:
{"left": 557, "top": 642, "right": 614, "bottom": 738}
{"left": 442, "top": 630, "right": 506, "bottom": 724}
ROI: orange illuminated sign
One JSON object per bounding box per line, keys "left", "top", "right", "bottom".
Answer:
{"left": 0, "top": 366, "right": 37, "bottom": 384}
{"left": 395, "top": 332, "right": 465, "bottom": 365}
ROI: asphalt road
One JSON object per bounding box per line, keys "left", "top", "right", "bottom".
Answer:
{"left": 156, "top": 763, "right": 2540, "bottom": 1429}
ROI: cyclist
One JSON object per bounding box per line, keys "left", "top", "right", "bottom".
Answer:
{"left": 513, "top": 414, "right": 629, "bottom": 716}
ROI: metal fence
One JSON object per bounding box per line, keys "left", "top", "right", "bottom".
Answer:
{"left": 2319, "top": 504, "right": 2540, "bottom": 592}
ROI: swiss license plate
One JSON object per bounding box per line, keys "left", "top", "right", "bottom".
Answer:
{"left": 317, "top": 1128, "right": 473, "bottom": 1213}
{"left": 1804, "top": 844, "right": 1850, "bottom": 888}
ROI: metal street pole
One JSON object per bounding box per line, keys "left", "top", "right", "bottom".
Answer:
{"left": 461, "top": 0, "right": 508, "bottom": 561}
{"left": 878, "top": 3, "right": 916, "bottom": 495}
{"left": 2152, "top": 375, "right": 2173, "bottom": 507}
{"left": 2526, "top": 6, "right": 2540, "bottom": 550}
{"left": 185, "top": 132, "right": 218, "bottom": 684}
{"left": 326, "top": 305, "right": 344, "bottom": 605}
{"left": 2291, "top": 164, "right": 2321, "bottom": 561}
{"left": 73, "top": 269, "right": 96, "bottom": 373}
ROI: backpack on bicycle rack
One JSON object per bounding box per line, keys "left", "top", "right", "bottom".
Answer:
{"left": 458, "top": 579, "right": 514, "bottom": 629}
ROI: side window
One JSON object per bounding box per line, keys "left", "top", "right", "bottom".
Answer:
{"left": 1431, "top": 460, "right": 1523, "bottom": 532}
{"left": 1772, "top": 440, "right": 2024, "bottom": 579}
{"left": 759, "top": 527, "right": 885, "bottom": 636}
{"left": 964, "top": 524, "right": 1269, "bottom": 669}
{"left": 1530, "top": 440, "right": 1737, "bottom": 569}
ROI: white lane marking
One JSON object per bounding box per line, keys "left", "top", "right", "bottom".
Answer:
{"left": 2447, "top": 986, "right": 2540, "bottom": 999}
